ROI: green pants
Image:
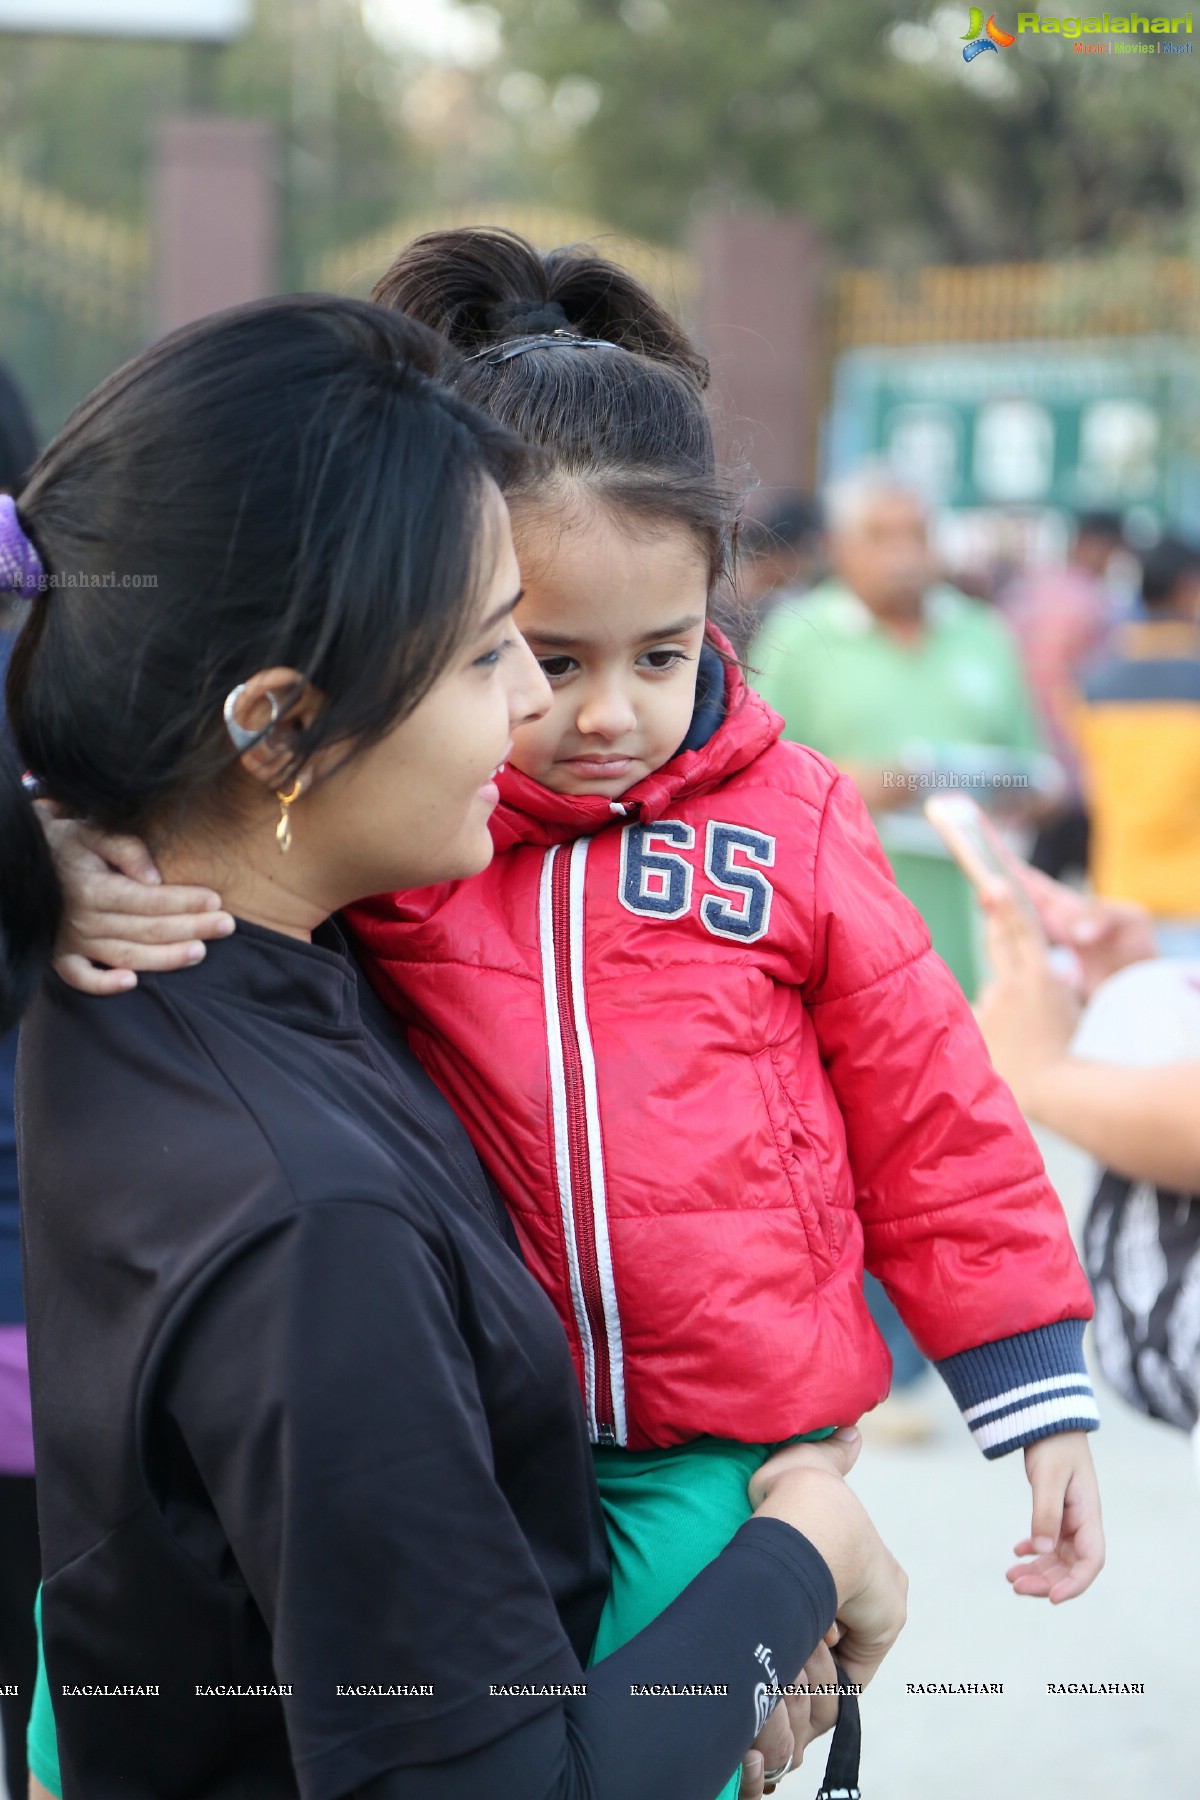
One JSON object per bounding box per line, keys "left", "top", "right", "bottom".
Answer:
{"left": 589, "top": 1431, "right": 834, "bottom": 1800}
{"left": 28, "top": 1585, "right": 59, "bottom": 1796}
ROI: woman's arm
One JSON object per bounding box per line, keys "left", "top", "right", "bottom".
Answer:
{"left": 343, "top": 1453, "right": 894, "bottom": 1800}
{"left": 342, "top": 1512, "right": 846, "bottom": 1800}
{"left": 1024, "top": 1060, "right": 1200, "bottom": 1189}
{"left": 153, "top": 1206, "right": 902, "bottom": 1800}
{"left": 975, "top": 884, "right": 1200, "bottom": 1188}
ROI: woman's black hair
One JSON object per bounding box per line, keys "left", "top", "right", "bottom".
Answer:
{"left": 372, "top": 228, "right": 736, "bottom": 589}
{"left": 0, "top": 293, "right": 532, "bottom": 1032}
{"left": 0, "top": 363, "right": 38, "bottom": 496}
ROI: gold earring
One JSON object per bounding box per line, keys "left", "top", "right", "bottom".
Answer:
{"left": 275, "top": 779, "right": 303, "bottom": 854}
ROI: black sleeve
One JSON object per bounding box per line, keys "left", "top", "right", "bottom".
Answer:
{"left": 345, "top": 1517, "right": 837, "bottom": 1800}
{"left": 157, "top": 1203, "right": 836, "bottom": 1800}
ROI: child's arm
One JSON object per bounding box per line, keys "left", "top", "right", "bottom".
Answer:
{"left": 38, "top": 814, "right": 455, "bottom": 1013}
{"left": 1011, "top": 1431, "right": 1104, "bottom": 1604}
{"left": 800, "top": 774, "right": 1103, "bottom": 1594}
{"left": 38, "top": 810, "right": 232, "bottom": 990}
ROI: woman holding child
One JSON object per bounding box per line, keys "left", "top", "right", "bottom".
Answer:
{"left": 3, "top": 289, "right": 902, "bottom": 1799}
{"left": 7, "top": 228, "right": 1100, "bottom": 1798}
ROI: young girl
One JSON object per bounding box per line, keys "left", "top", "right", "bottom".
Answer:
{"left": 55, "top": 231, "right": 1104, "bottom": 1793}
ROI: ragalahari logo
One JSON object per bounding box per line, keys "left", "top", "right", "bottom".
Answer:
{"left": 962, "top": 9, "right": 1018, "bottom": 56}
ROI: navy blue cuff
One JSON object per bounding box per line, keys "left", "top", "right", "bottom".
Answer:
{"left": 935, "top": 1320, "right": 1099, "bottom": 1460}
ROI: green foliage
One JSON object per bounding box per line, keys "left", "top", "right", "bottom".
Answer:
{"left": 488, "top": 0, "right": 1200, "bottom": 261}
{"left": 0, "top": 0, "right": 428, "bottom": 430}
{"left": 4, "top": 0, "right": 1200, "bottom": 435}
{"left": 0, "top": 0, "right": 418, "bottom": 285}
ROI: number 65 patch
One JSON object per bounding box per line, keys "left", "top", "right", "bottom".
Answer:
{"left": 618, "top": 820, "right": 776, "bottom": 943}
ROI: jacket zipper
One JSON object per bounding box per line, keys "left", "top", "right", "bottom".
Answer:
{"left": 540, "top": 840, "right": 625, "bottom": 1446}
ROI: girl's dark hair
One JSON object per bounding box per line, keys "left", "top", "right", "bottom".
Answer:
{"left": 0, "top": 362, "right": 38, "bottom": 496}
{"left": 372, "top": 228, "right": 735, "bottom": 587}
{"left": 0, "top": 293, "right": 531, "bottom": 1031}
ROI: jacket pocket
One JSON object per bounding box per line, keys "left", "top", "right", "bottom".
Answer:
{"left": 750, "top": 1047, "right": 835, "bottom": 1277}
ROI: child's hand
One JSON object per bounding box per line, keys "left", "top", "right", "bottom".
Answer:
{"left": 1009, "top": 1430, "right": 1105, "bottom": 1603}
{"left": 41, "top": 811, "right": 233, "bottom": 993}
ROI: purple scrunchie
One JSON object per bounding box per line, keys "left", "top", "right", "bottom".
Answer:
{"left": 0, "top": 494, "right": 44, "bottom": 599}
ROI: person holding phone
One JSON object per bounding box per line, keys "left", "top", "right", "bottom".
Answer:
{"left": 974, "top": 872, "right": 1200, "bottom": 1195}
{"left": 974, "top": 866, "right": 1200, "bottom": 1456}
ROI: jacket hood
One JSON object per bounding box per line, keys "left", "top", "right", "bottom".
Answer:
{"left": 490, "top": 626, "right": 784, "bottom": 851}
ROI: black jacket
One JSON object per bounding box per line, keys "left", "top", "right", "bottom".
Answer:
{"left": 19, "top": 918, "right": 836, "bottom": 1800}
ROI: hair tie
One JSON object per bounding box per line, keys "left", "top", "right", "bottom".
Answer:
{"left": 0, "top": 495, "right": 44, "bottom": 600}
{"left": 485, "top": 297, "right": 571, "bottom": 337}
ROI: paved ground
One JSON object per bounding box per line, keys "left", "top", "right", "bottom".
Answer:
{"left": 841, "top": 1345, "right": 1195, "bottom": 1799}
{"left": 813, "top": 1127, "right": 1199, "bottom": 1800}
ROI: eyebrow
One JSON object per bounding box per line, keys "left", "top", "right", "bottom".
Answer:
{"left": 474, "top": 589, "right": 524, "bottom": 636}
{"left": 523, "top": 615, "right": 706, "bottom": 650}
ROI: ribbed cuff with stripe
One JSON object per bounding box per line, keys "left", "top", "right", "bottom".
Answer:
{"left": 935, "top": 1320, "right": 1099, "bottom": 1459}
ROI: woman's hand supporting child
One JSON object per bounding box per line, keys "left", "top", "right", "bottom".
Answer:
{"left": 743, "top": 1427, "right": 907, "bottom": 1796}
{"left": 749, "top": 1427, "right": 908, "bottom": 1685}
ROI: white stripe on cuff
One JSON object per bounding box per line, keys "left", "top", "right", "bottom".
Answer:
{"left": 962, "top": 1373, "right": 1094, "bottom": 1424}
{"left": 969, "top": 1393, "right": 1101, "bottom": 1453}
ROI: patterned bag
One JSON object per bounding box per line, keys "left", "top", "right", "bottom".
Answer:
{"left": 1069, "top": 958, "right": 1200, "bottom": 1433}
{"left": 1085, "top": 1172, "right": 1200, "bottom": 1432}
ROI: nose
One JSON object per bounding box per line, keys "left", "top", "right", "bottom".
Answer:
{"left": 507, "top": 630, "right": 552, "bottom": 730}
{"left": 575, "top": 679, "right": 638, "bottom": 742}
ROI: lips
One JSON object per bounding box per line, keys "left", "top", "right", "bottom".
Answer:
{"left": 478, "top": 757, "right": 507, "bottom": 805}
{"left": 559, "top": 756, "right": 635, "bottom": 778}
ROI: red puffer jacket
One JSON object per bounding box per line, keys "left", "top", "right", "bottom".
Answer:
{"left": 348, "top": 652, "right": 1095, "bottom": 1454}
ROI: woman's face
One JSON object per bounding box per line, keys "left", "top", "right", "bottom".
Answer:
{"left": 303, "top": 485, "right": 549, "bottom": 903}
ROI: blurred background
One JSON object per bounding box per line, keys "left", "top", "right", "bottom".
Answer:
{"left": 2, "top": 4, "right": 1199, "bottom": 1797}
{"left": 3, "top": 0, "right": 1200, "bottom": 521}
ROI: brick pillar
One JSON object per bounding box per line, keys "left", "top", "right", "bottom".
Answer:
{"left": 692, "top": 213, "right": 826, "bottom": 491}
{"left": 153, "top": 116, "right": 277, "bottom": 334}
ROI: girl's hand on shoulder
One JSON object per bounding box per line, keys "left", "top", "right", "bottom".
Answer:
{"left": 1010, "top": 1430, "right": 1105, "bottom": 1603}
{"left": 38, "top": 808, "right": 234, "bottom": 994}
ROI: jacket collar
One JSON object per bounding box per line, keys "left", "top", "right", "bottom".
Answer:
{"left": 147, "top": 916, "right": 362, "bottom": 1032}
{"left": 490, "top": 626, "right": 783, "bottom": 850}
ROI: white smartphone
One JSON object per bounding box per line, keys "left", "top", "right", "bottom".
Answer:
{"left": 923, "top": 794, "right": 1045, "bottom": 938}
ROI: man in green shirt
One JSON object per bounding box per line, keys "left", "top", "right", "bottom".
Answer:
{"left": 752, "top": 472, "right": 1053, "bottom": 997}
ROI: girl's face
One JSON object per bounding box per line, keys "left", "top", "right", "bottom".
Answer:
{"left": 509, "top": 494, "right": 710, "bottom": 799}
